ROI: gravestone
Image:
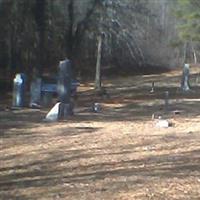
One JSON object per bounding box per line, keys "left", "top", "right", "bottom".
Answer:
{"left": 57, "top": 59, "right": 72, "bottom": 103}
{"left": 181, "top": 63, "right": 190, "bottom": 91}
{"left": 42, "top": 92, "right": 53, "bottom": 107}
{"left": 45, "top": 102, "right": 61, "bottom": 122}
{"left": 30, "top": 78, "right": 42, "bottom": 108}
{"left": 150, "top": 81, "right": 155, "bottom": 93}
{"left": 57, "top": 59, "right": 73, "bottom": 119}
{"left": 12, "top": 73, "right": 26, "bottom": 107}
{"left": 41, "top": 83, "right": 57, "bottom": 107}
{"left": 155, "top": 119, "right": 169, "bottom": 128}
{"left": 93, "top": 103, "right": 101, "bottom": 113}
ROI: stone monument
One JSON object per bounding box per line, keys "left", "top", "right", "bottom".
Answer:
{"left": 57, "top": 59, "right": 73, "bottom": 119}
{"left": 181, "top": 63, "right": 190, "bottom": 91}
{"left": 30, "top": 77, "right": 42, "bottom": 108}
{"left": 45, "top": 59, "right": 73, "bottom": 121}
{"left": 12, "top": 73, "right": 26, "bottom": 107}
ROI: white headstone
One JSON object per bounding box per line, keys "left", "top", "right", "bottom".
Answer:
{"left": 12, "top": 73, "right": 26, "bottom": 107}
{"left": 155, "top": 119, "right": 169, "bottom": 128}
{"left": 45, "top": 102, "right": 61, "bottom": 122}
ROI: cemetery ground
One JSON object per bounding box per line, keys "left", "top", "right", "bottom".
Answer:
{"left": 1, "top": 67, "right": 200, "bottom": 200}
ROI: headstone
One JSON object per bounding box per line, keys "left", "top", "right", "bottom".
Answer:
{"left": 57, "top": 59, "right": 72, "bottom": 103}
{"left": 155, "top": 119, "right": 169, "bottom": 128}
{"left": 41, "top": 83, "right": 56, "bottom": 107}
{"left": 42, "top": 92, "right": 53, "bottom": 107}
{"left": 57, "top": 59, "right": 73, "bottom": 119}
{"left": 93, "top": 103, "right": 101, "bottom": 112}
{"left": 164, "top": 91, "right": 169, "bottom": 111}
{"left": 30, "top": 78, "right": 42, "bottom": 108}
{"left": 58, "top": 102, "right": 73, "bottom": 119}
{"left": 12, "top": 73, "right": 26, "bottom": 107}
{"left": 44, "top": 102, "right": 73, "bottom": 122}
{"left": 45, "top": 102, "right": 61, "bottom": 122}
{"left": 181, "top": 63, "right": 190, "bottom": 91}
{"left": 150, "top": 81, "right": 155, "bottom": 93}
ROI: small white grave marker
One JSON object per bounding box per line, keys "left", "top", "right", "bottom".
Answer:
{"left": 45, "top": 102, "right": 61, "bottom": 122}
{"left": 155, "top": 119, "right": 169, "bottom": 128}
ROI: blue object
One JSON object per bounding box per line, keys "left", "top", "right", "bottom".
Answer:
{"left": 41, "top": 80, "right": 79, "bottom": 95}
{"left": 41, "top": 83, "right": 57, "bottom": 93}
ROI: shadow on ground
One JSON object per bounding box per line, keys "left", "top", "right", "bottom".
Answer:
{"left": 1, "top": 131, "right": 200, "bottom": 199}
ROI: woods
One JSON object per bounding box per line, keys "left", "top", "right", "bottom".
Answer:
{"left": 175, "top": 0, "right": 200, "bottom": 64}
{"left": 0, "top": 0, "right": 199, "bottom": 78}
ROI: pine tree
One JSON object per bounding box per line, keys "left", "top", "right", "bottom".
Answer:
{"left": 176, "top": 0, "right": 200, "bottom": 41}
{"left": 175, "top": 0, "right": 200, "bottom": 63}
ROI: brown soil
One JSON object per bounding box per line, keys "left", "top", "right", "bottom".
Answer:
{"left": 1, "top": 68, "right": 200, "bottom": 200}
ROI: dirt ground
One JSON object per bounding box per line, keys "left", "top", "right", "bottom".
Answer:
{"left": 1, "top": 68, "right": 200, "bottom": 200}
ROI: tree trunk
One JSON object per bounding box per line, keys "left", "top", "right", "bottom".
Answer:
{"left": 182, "top": 42, "right": 187, "bottom": 65}
{"left": 95, "top": 35, "right": 102, "bottom": 90}
{"left": 67, "top": 0, "right": 74, "bottom": 58}
{"left": 192, "top": 45, "right": 197, "bottom": 64}
{"left": 35, "top": 0, "right": 46, "bottom": 76}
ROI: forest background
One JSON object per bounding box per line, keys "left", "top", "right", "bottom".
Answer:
{"left": 0, "top": 0, "right": 199, "bottom": 80}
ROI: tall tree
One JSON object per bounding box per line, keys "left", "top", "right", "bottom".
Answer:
{"left": 175, "top": 0, "right": 200, "bottom": 63}
{"left": 34, "top": 0, "right": 47, "bottom": 76}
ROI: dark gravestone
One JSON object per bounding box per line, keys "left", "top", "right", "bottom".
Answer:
{"left": 42, "top": 92, "right": 53, "bottom": 107}
{"left": 30, "top": 78, "right": 42, "bottom": 108}
{"left": 150, "top": 81, "right": 155, "bottom": 93}
{"left": 57, "top": 59, "right": 73, "bottom": 119}
{"left": 12, "top": 73, "right": 26, "bottom": 107}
